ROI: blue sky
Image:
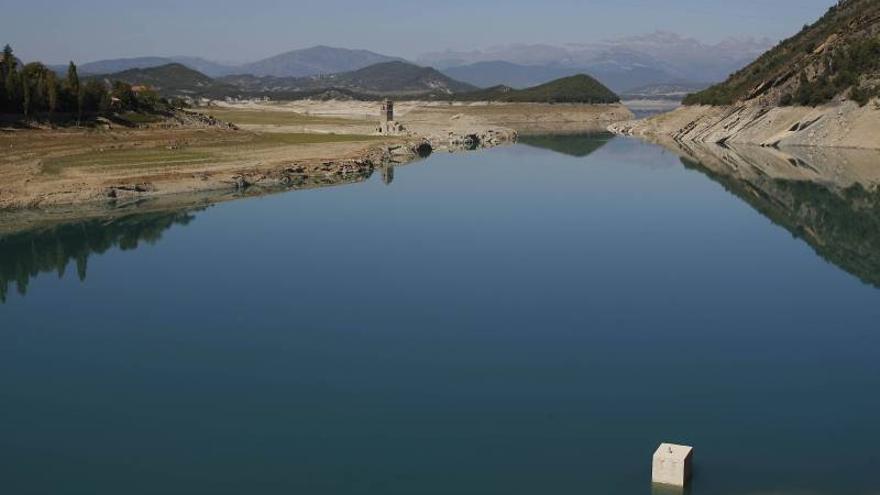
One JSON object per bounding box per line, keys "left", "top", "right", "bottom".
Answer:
{"left": 2, "top": 0, "right": 834, "bottom": 64}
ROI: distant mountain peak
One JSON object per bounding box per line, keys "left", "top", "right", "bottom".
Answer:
{"left": 421, "top": 33, "right": 774, "bottom": 92}
{"left": 76, "top": 46, "right": 406, "bottom": 80}
{"left": 243, "top": 46, "right": 405, "bottom": 78}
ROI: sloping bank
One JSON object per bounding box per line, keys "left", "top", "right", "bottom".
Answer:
{"left": 609, "top": 100, "right": 880, "bottom": 149}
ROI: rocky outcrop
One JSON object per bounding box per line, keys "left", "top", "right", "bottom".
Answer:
{"left": 609, "top": 99, "right": 880, "bottom": 149}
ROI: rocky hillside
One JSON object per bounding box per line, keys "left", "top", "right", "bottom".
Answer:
{"left": 684, "top": 0, "right": 880, "bottom": 107}
{"left": 458, "top": 75, "right": 619, "bottom": 103}
{"left": 612, "top": 0, "right": 880, "bottom": 150}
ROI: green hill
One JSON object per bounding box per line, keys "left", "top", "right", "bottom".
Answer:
{"left": 457, "top": 75, "right": 619, "bottom": 103}
{"left": 684, "top": 0, "right": 880, "bottom": 107}
{"left": 105, "top": 63, "right": 234, "bottom": 96}
{"left": 219, "top": 61, "right": 477, "bottom": 97}
{"left": 331, "top": 61, "right": 477, "bottom": 94}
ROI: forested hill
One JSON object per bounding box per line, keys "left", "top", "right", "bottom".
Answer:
{"left": 684, "top": 0, "right": 880, "bottom": 107}
{"left": 218, "top": 61, "right": 477, "bottom": 97}
{"left": 106, "top": 64, "right": 234, "bottom": 95}
{"left": 457, "top": 75, "right": 620, "bottom": 103}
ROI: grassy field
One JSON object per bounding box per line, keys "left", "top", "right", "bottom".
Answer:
{"left": 204, "top": 108, "right": 358, "bottom": 126}
{"left": 41, "top": 132, "right": 384, "bottom": 174}
{"left": 245, "top": 132, "right": 382, "bottom": 146}
{"left": 43, "top": 148, "right": 217, "bottom": 174}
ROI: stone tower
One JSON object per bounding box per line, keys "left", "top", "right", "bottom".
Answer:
{"left": 382, "top": 100, "right": 394, "bottom": 122}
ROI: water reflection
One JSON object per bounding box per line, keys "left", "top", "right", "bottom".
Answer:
{"left": 0, "top": 209, "right": 202, "bottom": 302}
{"left": 517, "top": 133, "right": 613, "bottom": 157}
{"left": 4, "top": 136, "right": 880, "bottom": 303}
{"left": 668, "top": 140, "right": 880, "bottom": 288}
{"left": 382, "top": 166, "right": 394, "bottom": 185}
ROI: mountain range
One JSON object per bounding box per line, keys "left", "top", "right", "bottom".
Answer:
{"left": 76, "top": 46, "right": 402, "bottom": 79}
{"left": 421, "top": 32, "right": 773, "bottom": 91}
{"left": 216, "top": 61, "right": 476, "bottom": 97}
{"left": 68, "top": 33, "right": 772, "bottom": 94}
{"left": 101, "top": 62, "right": 618, "bottom": 103}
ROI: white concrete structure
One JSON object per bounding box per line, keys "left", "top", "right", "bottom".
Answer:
{"left": 652, "top": 443, "right": 693, "bottom": 487}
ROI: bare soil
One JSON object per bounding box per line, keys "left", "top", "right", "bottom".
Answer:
{"left": 0, "top": 101, "right": 633, "bottom": 211}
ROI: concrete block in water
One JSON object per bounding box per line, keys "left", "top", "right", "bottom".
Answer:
{"left": 652, "top": 443, "right": 693, "bottom": 487}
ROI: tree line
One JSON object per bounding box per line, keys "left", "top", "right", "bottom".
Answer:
{"left": 1, "top": 44, "right": 175, "bottom": 124}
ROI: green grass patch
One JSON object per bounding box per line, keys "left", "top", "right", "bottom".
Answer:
{"left": 205, "top": 109, "right": 358, "bottom": 126}
{"left": 43, "top": 148, "right": 216, "bottom": 174}
{"left": 41, "top": 133, "right": 382, "bottom": 174}
{"left": 119, "top": 112, "right": 166, "bottom": 124}
{"left": 243, "top": 132, "right": 383, "bottom": 146}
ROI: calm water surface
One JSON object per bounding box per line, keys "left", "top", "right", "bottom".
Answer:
{"left": 2, "top": 135, "right": 880, "bottom": 494}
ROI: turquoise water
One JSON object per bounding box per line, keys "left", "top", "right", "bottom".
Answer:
{"left": 2, "top": 135, "right": 880, "bottom": 494}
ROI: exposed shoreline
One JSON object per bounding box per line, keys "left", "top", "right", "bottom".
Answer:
{"left": 609, "top": 99, "right": 880, "bottom": 150}
{"left": 0, "top": 101, "right": 633, "bottom": 229}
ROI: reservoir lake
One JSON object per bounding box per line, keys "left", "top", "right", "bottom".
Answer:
{"left": 2, "top": 135, "right": 879, "bottom": 494}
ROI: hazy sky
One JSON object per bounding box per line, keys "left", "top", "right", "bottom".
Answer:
{"left": 3, "top": 0, "right": 834, "bottom": 64}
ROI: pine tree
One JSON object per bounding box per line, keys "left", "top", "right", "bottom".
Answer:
{"left": 46, "top": 70, "right": 58, "bottom": 122}
{"left": 1, "top": 44, "right": 12, "bottom": 73}
{"left": 67, "top": 62, "right": 82, "bottom": 124}
{"left": 22, "top": 71, "right": 31, "bottom": 120}
{"left": 6, "top": 66, "right": 21, "bottom": 113}
{"left": 2, "top": 45, "right": 18, "bottom": 113}
{"left": 0, "top": 69, "right": 5, "bottom": 112}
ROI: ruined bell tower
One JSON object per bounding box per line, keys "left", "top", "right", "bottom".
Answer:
{"left": 377, "top": 99, "right": 406, "bottom": 135}
{"left": 381, "top": 99, "right": 394, "bottom": 122}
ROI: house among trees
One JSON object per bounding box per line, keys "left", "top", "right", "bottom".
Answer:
{"left": 1, "top": 44, "right": 180, "bottom": 125}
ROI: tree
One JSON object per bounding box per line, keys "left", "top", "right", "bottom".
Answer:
{"left": 81, "top": 79, "right": 107, "bottom": 113}
{"left": 24, "top": 63, "right": 47, "bottom": 113}
{"left": 0, "top": 45, "right": 10, "bottom": 110}
{"left": 66, "top": 62, "right": 82, "bottom": 124}
{"left": 21, "top": 71, "right": 31, "bottom": 120}
{"left": 1, "top": 44, "right": 13, "bottom": 74}
{"left": 2, "top": 45, "right": 19, "bottom": 113}
{"left": 111, "top": 81, "right": 136, "bottom": 111}
{"left": 46, "top": 70, "right": 58, "bottom": 122}
{"left": 5, "top": 68, "right": 20, "bottom": 113}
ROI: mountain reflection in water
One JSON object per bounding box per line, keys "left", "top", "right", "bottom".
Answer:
{"left": 668, "top": 140, "right": 880, "bottom": 288}
{"left": 3, "top": 136, "right": 880, "bottom": 303}
{"left": 517, "top": 132, "right": 613, "bottom": 157}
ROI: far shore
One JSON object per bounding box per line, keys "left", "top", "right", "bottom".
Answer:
{"left": 0, "top": 101, "right": 634, "bottom": 215}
